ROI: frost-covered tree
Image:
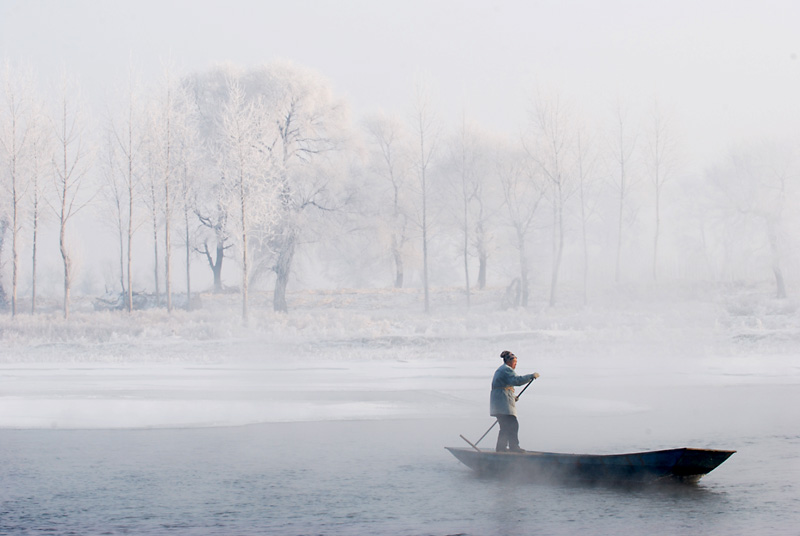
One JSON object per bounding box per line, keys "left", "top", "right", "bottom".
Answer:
{"left": 643, "top": 102, "right": 677, "bottom": 282}
{"left": 174, "top": 105, "right": 199, "bottom": 309}
{"left": 52, "top": 74, "right": 93, "bottom": 319}
{"left": 471, "top": 138, "right": 498, "bottom": 292}
{"left": 0, "top": 60, "right": 32, "bottom": 316}
{"left": 706, "top": 142, "right": 794, "bottom": 298}
{"left": 142, "top": 140, "right": 162, "bottom": 300}
{"left": 99, "top": 129, "right": 126, "bottom": 294}
{"left": 0, "top": 217, "right": 7, "bottom": 309}
{"left": 574, "top": 126, "right": 602, "bottom": 305}
{"left": 27, "top": 99, "right": 50, "bottom": 313}
{"left": 218, "top": 78, "right": 279, "bottom": 321}
{"left": 150, "top": 64, "right": 182, "bottom": 312}
{"left": 266, "top": 63, "right": 349, "bottom": 312}
{"left": 183, "top": 66, "right": 232, "bottom": 292}
{"left": 362, "top": 111, "right": 412, "bottom": 288}
{"left": 609, "top": 100, "right": 639, "bottom": 284}
{"left": 140, "top": 66, "right": 192, "bottom": 309}
{"left": 444, "top": 114, "right": 490, "bottom": 306}
{"left": 410, "top": 80, "right": 439, "bottom": 313}
{"left": 525, "top": 92, "right": 578, "bottom": 307}
{"left": 185, "top": 62, "right": 349, "bottom": 311}
{"left": 496, "top": 137, "right": 545, "bottom": 307}
{"left": 105, "top": 67, "right": 145, "bottom": 310}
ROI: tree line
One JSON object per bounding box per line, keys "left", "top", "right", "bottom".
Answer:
{"left": 1, "top": 59, "right": 797, "bottom": 320}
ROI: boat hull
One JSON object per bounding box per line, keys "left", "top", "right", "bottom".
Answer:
{"left": 445, "top": 447, "right": 735, "bottom": 484}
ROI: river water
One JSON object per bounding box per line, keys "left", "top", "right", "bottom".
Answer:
{"left": 1, "top": 414, "right": 798, "bottom": 534}
{"left": 1, "top": 351, "right": 799, "bottom": 534}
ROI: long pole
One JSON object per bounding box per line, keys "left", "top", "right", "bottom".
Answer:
{"left": 514, "top": 377, "right": 534, "bottom": 401}
{"left": 474, "top": 420, "right": 499, "bottom": 447}
{"left": 462, "top": 378, "right": 536, "bottom": 451}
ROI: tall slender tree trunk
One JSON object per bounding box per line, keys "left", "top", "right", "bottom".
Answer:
{"left": 117, "top": 215, "right": 125, "bottom": 294}
{"left": 518, "top": 227, "right": 529, "bottom": 307}
{"left": 413, "top": 84, "right": 435, "bottom": 314}
{"left": 767, "top": 219, "right": 786, "bottom": 299}
{"left": 462, "top": 198, "right": 471, "bottom": 308}
{"left": 272, "top": 129, "right": 297, "bottom": 314}
{"left": 122, "top": 85, "right": 136, "bottom": 313}
{"left": 59, "top": 205, "right": 71, "bottom": 320}
{"left": 0, "top": 219, "right": 8, "bottom": 309}
{"left": 213, "top": 241, "right": 223, "bottom": 292}
{"left": 576, "top": 135, "right": 590, "bottom": 307}
{"left": 31, "top": 183, "right": 38, "bottom": 314}
{"left": 463, "top": 219, "right": 471, "bottom": 308}
{"left": 615, "top": 161, "right": 625, "bottom": 284}
{"left": 391, "top": 182, "right": 405, "bottom": 289}
{"left": 419, "top": 133, "right": 430, "bottom": 314}
{"left": 58, "top": 110, "right": 70, "bottom": 320}
{"left": 653, "top": 186, "right": 661, "bottom": 282}
{"left": 151, "top": 181, "right": 160, "bottom": 302}
{"left": 11, "top": 153, "right": 18, "bottom": 317}
{"left": 273, "top": 228, "right": 297, "bottom": 313}
{"left": 127, "top": 179, "right": 133, "bottom": 312}
{"left": 549, "top": 194, "right": 557, "bottom": 306}
{"left": 477, "top": 253, "right": 487, "bottom": 290}
{"left": 165, "top": 184, "right": 172, "bottom": 312}
{"left": 772, "top": 265, "right": 786, "bottom": 299}
{"left": 2, "top": 91, "right": 24, "bottom": 317}
{"left": 613, "top": 107, "right": 634, "bottom": 286}
{"left": 392, "top": 235, "right": 404, "bottom": 288}
{"left": 29, "top": 132, "right": 46, "bottom": 314}
{"left": 475, "top": 218, "right": 487, "bottom": 290}
{"left": 240, "top": 174, "right": 249, "bottom": 323}
{"left": 184, "top": 203, "right": 191, "bottom": 310}
{"left": 164, "top": 130, "right": 172, "bottom": 312}
{"left": 52, "top": 81, "right": 89, "bottom": 320}
{"left": 549, "top": 191, "right": 564, "bottom": 307}
{"left": 421, "top": 168, "right": 429, "bottom": 313}
{"left": 580, "top": 189, "right": 589, "bottom": 306}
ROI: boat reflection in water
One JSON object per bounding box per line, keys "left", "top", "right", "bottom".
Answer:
{"left": 445, "top": 446, "right": 736, "bottom": 484}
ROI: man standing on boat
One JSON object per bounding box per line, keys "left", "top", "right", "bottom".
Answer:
{"left": 491, "top": 350, "right": 539, "bottom": 453}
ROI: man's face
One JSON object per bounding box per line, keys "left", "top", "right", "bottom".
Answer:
{"left": 507, "top": 356, "right": 517, "bottom": 369}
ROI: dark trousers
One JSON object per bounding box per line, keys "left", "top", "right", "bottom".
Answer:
{"left": 496, "top": 414, "right": 520, "bottom": 452}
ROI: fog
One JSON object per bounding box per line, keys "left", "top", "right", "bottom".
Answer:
{"left": 1, "top": 2, "right": 800, "bottom": 534}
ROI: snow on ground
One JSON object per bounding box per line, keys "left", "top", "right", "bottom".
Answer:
{"left": 1, "top": 284, "right": 799, "bottom": 432}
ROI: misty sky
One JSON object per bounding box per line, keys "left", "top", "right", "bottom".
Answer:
{"left": 2, "top": 0, "right": 799, "bottom": 171}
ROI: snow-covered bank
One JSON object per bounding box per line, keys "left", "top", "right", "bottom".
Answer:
{"left": 0, "top": 287, "right": 800, "bottom": 354}
{"left": 2, "top": 284, "right": 799, "bottom": 362}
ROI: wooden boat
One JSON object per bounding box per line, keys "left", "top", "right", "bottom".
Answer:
{"left": 445, "top": 446, "right": 735, "bottom": 484}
